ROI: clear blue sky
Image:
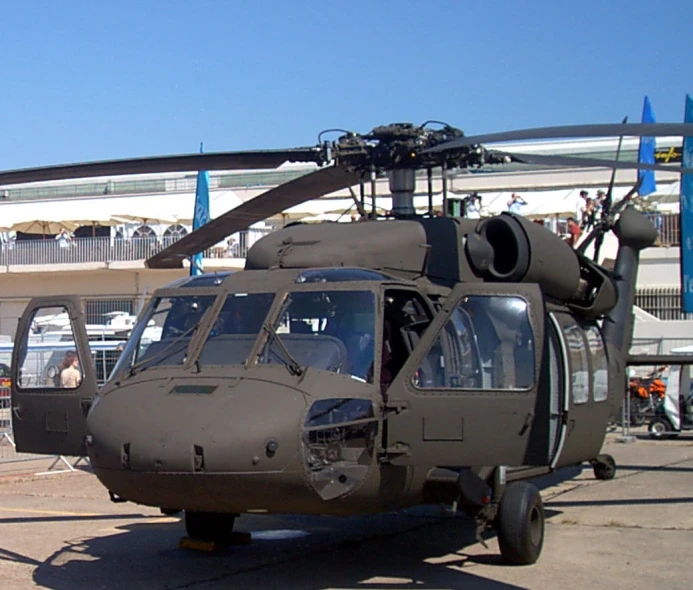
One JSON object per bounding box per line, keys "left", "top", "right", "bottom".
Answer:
{"left": 1, "top": 0, "right": 691, "bottom": 170}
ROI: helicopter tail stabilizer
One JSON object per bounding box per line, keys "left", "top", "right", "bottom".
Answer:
{"left": 602, "top": 206, "right": 658, "bottom": 355}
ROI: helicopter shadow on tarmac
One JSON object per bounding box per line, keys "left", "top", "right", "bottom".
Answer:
{"left": 0, "top": 466, "right": 584, "bottom": 589}
{"left": 21, "top": 508, "right": 537, "bottom": 590}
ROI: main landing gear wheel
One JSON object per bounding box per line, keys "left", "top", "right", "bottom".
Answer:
{"left": 592, "top": 454, "right": 616, "bottom": 481}
{"left": 184, "top": 511, "right": 236, "bottom": 544}
{"left": 496, "top": 481, "right": 545, "bottom": 566}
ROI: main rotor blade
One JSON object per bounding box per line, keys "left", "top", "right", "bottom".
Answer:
{"left": 146, "top": 165, "right": 359, "bottom": 269}
{"left": 0, "top": 148, "right": 322, "bottom": 185}
{"left": 495, "top": 150, "right": 693, "bottom": 174}
{"left": 425, "top": 123, "right": 693, "bottom": 153}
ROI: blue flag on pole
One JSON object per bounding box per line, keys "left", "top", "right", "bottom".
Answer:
{"left": 191, "top": 167, "right": 210, "bottom": 276}
{"left": 680, "top": 94, "right": 693, "bottom": 312}
{"left": 638, "top": 96, "right": 657, "bottom": 196}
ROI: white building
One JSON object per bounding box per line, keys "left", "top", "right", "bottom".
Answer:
{"left": 0, "top": 135, "right": 688, "bottom": 351}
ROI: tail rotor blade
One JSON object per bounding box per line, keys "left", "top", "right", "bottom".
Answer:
{"left": 577, "top": 180, "right": 642, "bottom": 255}
{"left": 592, "top": 117, "right": 629, "bottom": 262}
{"left": 146, "top": 166, "right": 358, "bottom": 269}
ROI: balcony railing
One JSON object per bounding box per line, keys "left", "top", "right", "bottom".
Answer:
{"left": 0, "top": 228, "right": 273, "bottom": 267}
{"left": 0, "top": 211, "right": 682, "bottom": 267}
{"left": 644, "top": 212, "right": 679, "bottom": 246}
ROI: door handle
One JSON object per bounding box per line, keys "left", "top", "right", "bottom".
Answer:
{"left": 12, "top": 405, "right": 22, "bottom": 421}
{"left": 519, "top": 412, "right": 534, "bottom": 436}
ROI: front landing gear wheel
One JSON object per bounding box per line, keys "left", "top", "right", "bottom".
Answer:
{"left": 184, "top": 511, "right": 236, "bottom": 544}
{"left": 497, "top": 482, "right": 545, "bottom": 566}
{"left": 592, "top": 454, "right": 616, "bottom": 480}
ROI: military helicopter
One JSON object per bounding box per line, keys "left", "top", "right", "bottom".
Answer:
{"left": 6, "top": 121, "right": 693, "bottom": 566}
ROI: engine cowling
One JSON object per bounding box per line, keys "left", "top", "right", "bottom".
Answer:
{"left": 474, "top": 213, "right": 581, "bottom": 301}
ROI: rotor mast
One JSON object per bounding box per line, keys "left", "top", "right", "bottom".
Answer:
{"left": 388, "top": 169, "right": 416, "bottom": 216}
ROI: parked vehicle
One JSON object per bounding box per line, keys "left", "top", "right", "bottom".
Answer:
{"left": 649, "top": 365, "right": 693, "bottom": 438}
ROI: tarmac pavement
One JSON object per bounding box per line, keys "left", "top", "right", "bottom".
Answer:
{"left": 0, "top": 430, "right": 692, "bottom": 589}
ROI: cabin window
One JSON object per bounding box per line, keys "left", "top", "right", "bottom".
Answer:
{"left": 413, "top": 295, "right": 535, "bottom": 391}
{"left": 17, "top": 306, "right": 86, "bottom": 390}
{"left": 197, "top": 293, "right": 275, "bottom": 365}
{"left": 586, "top": 325, "right": 608, "bottom": 402}
{"left": 560, "top": 319, "right": 590, "bottom": 405}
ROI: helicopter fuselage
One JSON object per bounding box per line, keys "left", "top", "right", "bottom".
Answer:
{"left": 83, "top": 264, "right": 612, "bottom": 516}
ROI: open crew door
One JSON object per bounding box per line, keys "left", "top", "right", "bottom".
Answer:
{"left": 383, "top": 283, "right": 545, "bottom": 468}
{"left": 10, "top": 296, "right": 97, "bottom": 456}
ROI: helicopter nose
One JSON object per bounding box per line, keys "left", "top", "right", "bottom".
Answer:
{"left": 86, "top": 377, "right": 307, "bottom": 474}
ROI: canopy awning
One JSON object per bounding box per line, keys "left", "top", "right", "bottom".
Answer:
{"left": 0, "top": 189, "right": 243, "bottom": 233}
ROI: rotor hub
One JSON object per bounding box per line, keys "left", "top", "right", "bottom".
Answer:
{"left": 326, "top": 122, "right": 493, "bottom": 175}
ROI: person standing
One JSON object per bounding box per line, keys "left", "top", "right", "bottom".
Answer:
{"left": 56, "top": 228, "right": 72, "bottom": 248}
{"left": 507, "top": 193, "right": 527, "bottom": 214}
{"left": 465, "top": 193, "right": 483, "bottom": 219}
{"left": 59, "top": 351, "right": 81, "bottom": 388}
{"left": 565, "top": 217, "right": 582, "bottom": 248}
{"left": 581, "top": 198, "right": 596, "bottom": 230}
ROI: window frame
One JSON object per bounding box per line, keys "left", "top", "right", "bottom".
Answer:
{"left": 585, "top": 324, "right": 609, "bottom": 403}
{"left": 557, "top": 316, "right": 591, "bottom": 406}
{"left": 410, "top": 292, "right": 539, "bottom": 393}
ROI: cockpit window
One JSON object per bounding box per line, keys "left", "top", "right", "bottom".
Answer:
{"left": 413, "top": 295, "right": 535, "bottom": 391}
{"left": 197, "top": 293, "right": 275, "bottom": 365}
{"left": 258, "top": 290, "right": 377, "bottom": 382}
{"left": 117, "top": 295, "right": 217, "bottom": 373}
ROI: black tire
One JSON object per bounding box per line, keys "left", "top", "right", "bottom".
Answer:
{"left": 631, "top": 411, "right": 647, "bottom": 427}
{"left": 497, "top": 482, "right": 545, "bottom": 566}
{"left": 649, "top": 418, "right": 673, "bottom": 439}
{"left": 184, "top": 511, "right": 236, "bottom": 543}
{"left": 592, "top": 454, "right": 616, "bottom": 480}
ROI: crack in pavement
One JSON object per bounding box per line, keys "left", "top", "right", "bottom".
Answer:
{"left": 549, "top": 521, "right": 693, "bottom": 532}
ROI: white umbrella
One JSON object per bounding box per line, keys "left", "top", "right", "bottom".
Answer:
{"left": 0, "top": 198, "right": 118, "bottom": 234}
{"left": 110, "top": 210, "right": 180, "bottom": 225}
{"left": 10, "top": 219, "right": 81, "bottom": 235}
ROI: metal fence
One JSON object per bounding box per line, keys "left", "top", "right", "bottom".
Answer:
{"left": 630, "top": 337, "right": 693, "bottom": 356}
{"left": 3, "top": 167, "right": 316, "bottom": 202}
{"left": 0, "top": 228, "right": 272, "bottom": 266}
{"left": 85, "top": 298, "right": 138, "bottom": 325}
{"left": 634, "top": 286, "right": 692, "bottom": 321}
{"left": 644, "top": 212, "right": 679, "bottom": 246}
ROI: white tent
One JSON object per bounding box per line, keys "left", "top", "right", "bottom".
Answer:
{"left": 0, "top": 189, "right": 243, "bottom": 233}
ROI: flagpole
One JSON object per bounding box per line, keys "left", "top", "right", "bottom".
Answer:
{"left": 681, "top": 95, "right": 693, "bottom": 313}
{"left": 191, "top": 143, "right": 210, "bottom": 276}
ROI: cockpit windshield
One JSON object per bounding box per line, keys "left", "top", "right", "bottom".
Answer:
{"left": 115, "top": 294, "right": 217, "bottom": 373}
{"left": 257, "top": 290, "right": 376, "bottom": 382}
{"left": 197, "top": 293, "right": 275, "bottom": 365}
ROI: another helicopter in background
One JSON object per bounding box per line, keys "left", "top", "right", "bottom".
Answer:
{"left": 5, "top": 120, "right": 693, "bottom": 565}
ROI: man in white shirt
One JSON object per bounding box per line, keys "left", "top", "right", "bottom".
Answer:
{"left": 507, "top": 193, "right": 527, "bottom": 214}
